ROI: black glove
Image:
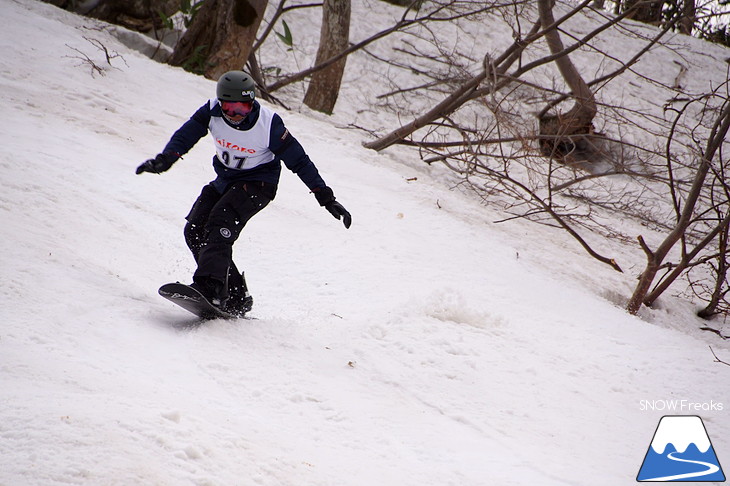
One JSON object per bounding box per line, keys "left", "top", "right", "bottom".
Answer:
{"left": 314, "top": 186, "right": 352, "bottom": 229}
{"left": 325, "top": 201, "right": 352, "bottom": 229}
{"left": 136, "top": 153, "right": 177, "bottom": 174}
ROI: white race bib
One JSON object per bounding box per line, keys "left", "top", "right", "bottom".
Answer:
{"left": 208, "top": 99, "right": 276, "bottom": 170}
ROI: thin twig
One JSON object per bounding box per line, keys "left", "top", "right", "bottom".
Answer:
{"left": 709, "top": 345, "right": 730, "bottom": 365}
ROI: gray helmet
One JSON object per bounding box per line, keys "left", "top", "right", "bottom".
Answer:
{"left": 216, "top": 71, "right": 256, "bottom": 102}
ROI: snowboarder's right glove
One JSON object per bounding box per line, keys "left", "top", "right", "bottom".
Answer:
{"left": 136, "top": 153, "right": 178, "bottom": 174}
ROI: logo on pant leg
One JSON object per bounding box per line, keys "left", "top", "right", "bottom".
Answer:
{"left": 220, "top": 228, "right": 232, "bottom": 238}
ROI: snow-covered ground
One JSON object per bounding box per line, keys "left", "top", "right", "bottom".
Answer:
{"left": 1, "top": 1, "right": 728, "bottom": 485}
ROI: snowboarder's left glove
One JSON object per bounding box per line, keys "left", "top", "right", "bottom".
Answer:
{"left": 314, "top": 186, "right": 352, "bottom": 229}
{"left": 136, "top": 153, "right": 178, "bottom": 174}
{"left": 325, "top": 201, "right": 352, "bottom": 229}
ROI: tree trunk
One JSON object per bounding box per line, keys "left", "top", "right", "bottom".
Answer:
{"left": 537, "top": 0, "right": 597, "bottom": 161}
{"left": 697, "top": 218, "right": 730, "bottom": 319}
{"left": 623, "top": 0, "right": 663, "bottom": 24}
{"left": 82, "top": 0, "right": 179, "bottom": 32}
{"left": 169, "top": 0, "right": 268, "bottom": 80}
{"left": 303, "top": 0, "right": 351, "bottom": 115}
{"left": 679, "top": 0, "right": 696, "bottom": 35}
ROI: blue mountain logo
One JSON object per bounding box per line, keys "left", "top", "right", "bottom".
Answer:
{"left": 637, "top": 415, "right": 725, "bottom": 482}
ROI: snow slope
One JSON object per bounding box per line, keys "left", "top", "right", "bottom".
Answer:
{"left": 0, "top": 1, "right": 728, "bottom": 485}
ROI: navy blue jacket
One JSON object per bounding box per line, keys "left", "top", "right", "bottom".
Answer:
{"left": 163, "top": 101, "right": 327, "bottom": 194}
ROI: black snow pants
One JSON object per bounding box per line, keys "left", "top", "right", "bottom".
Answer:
{"left": 184, "top": 181, "right": 276, "bottom": 297}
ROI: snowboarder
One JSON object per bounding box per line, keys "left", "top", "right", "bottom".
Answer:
{"left": 137, "top": 70, "right": 351, "bottom": 316}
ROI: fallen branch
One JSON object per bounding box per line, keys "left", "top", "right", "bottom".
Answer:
{"left": 709, "top": 345, "right": 730, "bottom": 366}
{"left": 702, "top": 328, "right": 730, "bottom": 339}
{"left": 64, "top": 36, "right": 127, "bottom": 78}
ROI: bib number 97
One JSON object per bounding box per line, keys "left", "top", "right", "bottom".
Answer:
{"left": 220, "top": 151, "right": 247, "bottom": 169}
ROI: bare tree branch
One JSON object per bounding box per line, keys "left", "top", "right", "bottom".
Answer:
{"left": 628, "top": 99, "right": 730, "bottom": 314}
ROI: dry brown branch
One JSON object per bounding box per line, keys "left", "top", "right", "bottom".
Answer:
{"left": 709, "top": 346, "right": 730, "bottom": 365}
{"left": 628, "top": 98, "right": 730, "bottom": 314}
{"left": 64, "top": 36, "right": 127, "bottom": 77}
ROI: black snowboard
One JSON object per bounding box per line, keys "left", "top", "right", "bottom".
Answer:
{"left": 159, "top": 282, "right": 235, "bottom": 320}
